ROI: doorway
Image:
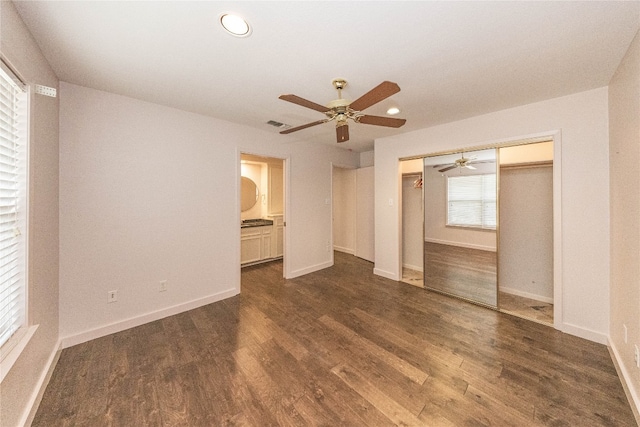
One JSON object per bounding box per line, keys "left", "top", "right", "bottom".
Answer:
{"left": 332, "top": 165, "right": 375, "bottom": 263}
{"left": 332, "top": 166, "right": 356, "bottom": 256}
{"left": 240, "top": 154, "right": 285, "bottom": 274}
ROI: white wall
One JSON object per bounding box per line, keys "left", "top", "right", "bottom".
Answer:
{"left": 375, "top": 87, "right": 610, "bottom": 343}
{"left": 360, "top": 150, "right": 374, "bottom": 168}
{"left": 499, "top": 165, "right": 553, "bottom": 302}
{"left": 268, "top": 162, "right": 283, "bottom": 215}
{"left": 0, "top": 2, "right": 60, "bottom": 426}
{"left": 401, "top": 175, "right": 423, "bottom": 271}
{"left": 59, "top": 82, "right": 358, "bottom": 345}
{"left": 609, "top": 29, "right": 640, "bottom": 417}
{"left": 332, "top": 167, "right": 356, "bottom": 254}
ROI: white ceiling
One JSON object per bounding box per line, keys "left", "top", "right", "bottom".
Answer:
{"left": 14, "top": 1, "right": 640, "bottom": 152}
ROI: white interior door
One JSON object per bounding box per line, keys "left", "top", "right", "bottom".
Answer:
{"left": 355, "top": 166, "right": 374, "bottom": 262}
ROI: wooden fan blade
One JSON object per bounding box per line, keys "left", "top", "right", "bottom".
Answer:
{"left": 438, "top": 165, "right": 457, "bottom": 173}
{"left": 336, "top": 124, "right": 349, "bottom": 143}
{"left": 358, "top": 115, "right": 406, "bottom": 128}
{"left": 278, "top": 94, "right": 328, "bottom": 113}
{"left": 464, "top": 165, "right": 477, "bottom": 170}
{"left": 280, "top": 119, "right": 328, "bottom": 134}
{"left": 468, "top": 160, "right": 495, "bottom": 165}
{"left": 350, "top": 81, "right": 401, "bottom": 111}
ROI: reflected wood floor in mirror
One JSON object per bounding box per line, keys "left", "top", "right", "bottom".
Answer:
{"left": 424, "top": 241, "right": 497, "bottom": 307}
{"left": 33, "top": 252, "right": 635, "bottom": 426}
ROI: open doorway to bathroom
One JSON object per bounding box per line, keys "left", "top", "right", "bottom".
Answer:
{"left": 240, "top": 154, "right": 285, "bottom": 273}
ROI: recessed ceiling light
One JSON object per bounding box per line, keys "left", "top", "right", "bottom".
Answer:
{"left": 387, "top": 107, "right": 400, "bottom": 115}
{"left": 220, "top": 13, "right": 251, "bottom": 37}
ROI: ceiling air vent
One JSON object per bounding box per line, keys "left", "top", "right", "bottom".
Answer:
{"left": 266, "top": 120, "right": 290, "bottom": 130}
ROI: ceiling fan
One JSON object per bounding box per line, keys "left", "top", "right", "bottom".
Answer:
{"left": 434, "top": 153, "right": 483, "bottom": 173}
{"left": 278, "top": 79, "right": 406, "bottom": 143}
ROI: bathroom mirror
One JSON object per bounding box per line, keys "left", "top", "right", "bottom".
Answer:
{"left": 241, "top": 176, "right": 259, "bottom": 212}
{"left": 423, "top": 148, "right": 498, "bottom": 308}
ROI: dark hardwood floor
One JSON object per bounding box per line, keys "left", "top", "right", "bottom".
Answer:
{"left": 424, "top": 242, "right": 497, "bottom": 307}
{"left": 33, "top": 252, "right": 636, "bottom": 426}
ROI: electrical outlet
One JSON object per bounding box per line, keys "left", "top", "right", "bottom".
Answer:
{"left": 159, "top": 280, "right": 167, "bottom": 292}
{"left": 107, "top": 290, "right": 118, "bottom": 303}
{"left": 624, "top": 324, "right": 628, "bottom": 344}
{"left": 634, "top": 345, "right": 639, "bottom": 368}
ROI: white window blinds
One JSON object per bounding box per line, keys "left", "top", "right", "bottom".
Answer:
{"left": 447, "top": 174, "right": 496, "bottom": 229}
{"left": 0, "top": 62, "right": 27, "bottom": 350}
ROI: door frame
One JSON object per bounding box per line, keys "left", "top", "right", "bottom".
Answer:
{"left": 398, "top": 130, "right": 562, "bottom": 330}
{"left": 238, "top": 150, "right": 290, "bottom": 279}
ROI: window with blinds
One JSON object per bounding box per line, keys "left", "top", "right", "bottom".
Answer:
{"left": 0, "top": 62, "right": 27, "bottom": 352}
{"left": 447, "top": 174, "right": 496, "bottom": 229}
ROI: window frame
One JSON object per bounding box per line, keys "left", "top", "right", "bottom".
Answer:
{"left": 0, "top": 57, "right": 32, "bottom": 383}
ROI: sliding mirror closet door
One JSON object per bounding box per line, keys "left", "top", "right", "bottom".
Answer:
{"left": 423, "top": 148, "right": 498, "bottom": 308}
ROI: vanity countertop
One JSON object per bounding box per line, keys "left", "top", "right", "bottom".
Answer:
{"left": 241, "top": 218, "right": 274, "bottom": 228}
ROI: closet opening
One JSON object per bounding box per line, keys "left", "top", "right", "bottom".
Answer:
{"left": 398, "top": 136, "right": 559, "bottom": 328}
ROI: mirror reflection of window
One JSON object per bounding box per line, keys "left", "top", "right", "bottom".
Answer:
{"left": 447, "top": 174, "right": 496, "bottom": 229}
{"left": 423, "top": 148, "right": 498, "bottom": 308}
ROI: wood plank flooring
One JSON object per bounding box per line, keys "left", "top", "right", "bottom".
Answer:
{"left": 401, "top": 267, "right": 423, "bottom": 288}
{"left": 33, "top": 252, "right": 636, "bottom": 426}
{"left": 500, "top": 292, "right": 554, "bottom": 326}
{"left": 424, "top": 242, "right": 497, "bottom": 307}
{"left": 407, "top": 244, "right": 554, "bottom": 325}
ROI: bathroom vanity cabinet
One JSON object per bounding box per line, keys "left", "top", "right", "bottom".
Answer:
{"left": 241, "top": 216, "right": 283, "bottom": 266}
{"left": 240, "top": 225, "right": 272, "bottom": 265}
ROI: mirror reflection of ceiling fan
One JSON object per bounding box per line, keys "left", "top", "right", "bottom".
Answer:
{"left": 434, "top": 153, "right": 492, "bottom": 173}
{"left": 278, "top": 79, "right": 406, "bottom": 143}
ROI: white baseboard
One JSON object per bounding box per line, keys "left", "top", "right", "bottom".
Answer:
{"left": 608, "top": 340, "right": 640, "bottom": 425}
{"left": 288, "top": 260, "right": 333, "bottom": 279}
{"left": 402, "top": 263, "right": 423, "bottom": 272}
{"left": 499, "top": 286, "right": 553, "bottom": 304}
{"left": 333, "top": 245, "right": 355, "bottom": 255}
{"left": 374, "top": 268, "right": 398, "bottom": 281}
{"left": 424, "top": 237, "right": 496, "bottom": 252}
{"left": 561, "top": 322, "right": 608, "bottom": 345}
{"left": 21, "top": 340, "right": 62, "bottom": 427}
{"left": 60, "top": 288, "right": 239, "bottom": 349}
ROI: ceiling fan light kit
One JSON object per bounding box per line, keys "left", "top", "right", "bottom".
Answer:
{"left": 278, "top": 78, "right": 406, "bottom": 143}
